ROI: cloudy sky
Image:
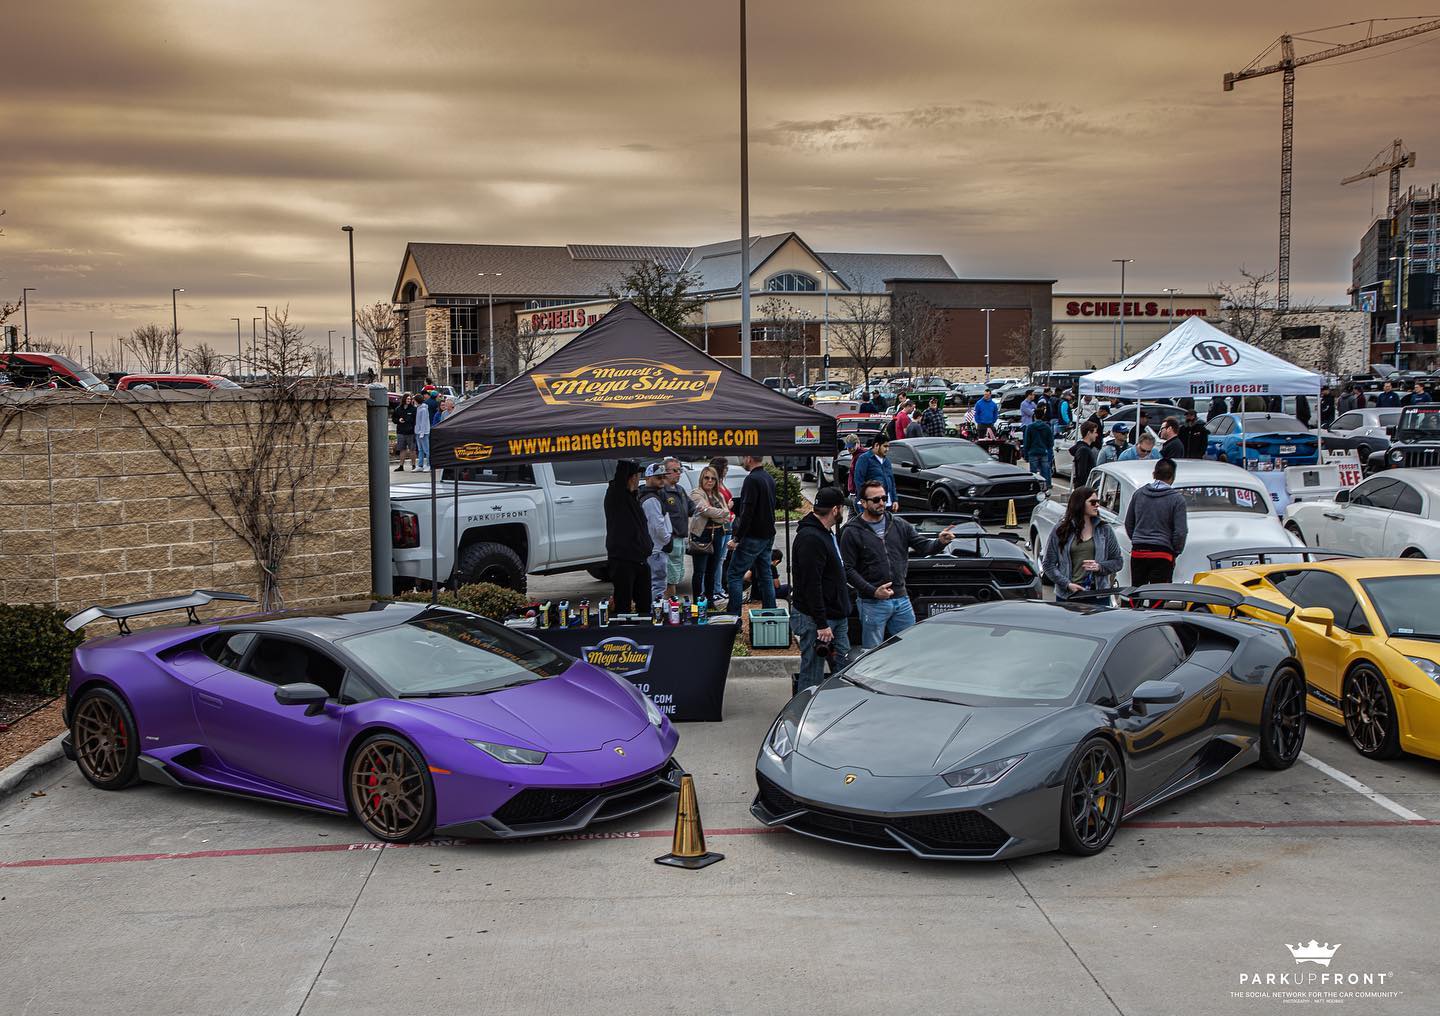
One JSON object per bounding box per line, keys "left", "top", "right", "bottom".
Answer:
{"left": 4, "top": 1, "right": 1439, "bottom": 364}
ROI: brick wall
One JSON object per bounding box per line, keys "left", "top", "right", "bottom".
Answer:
{"left": 0, "top": 387, "right": 372, "bottom": 617}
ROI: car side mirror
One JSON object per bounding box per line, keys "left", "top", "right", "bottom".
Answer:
{"left": 1128, "top": 680, "right": 1184, "bottom": 716}
{"left": 1296, "top": 606, "right": 1335, "bottom": 634}
{"left": 275, "top": 682, "right": 330, "bottom": 716}
{"left": 908, "top": 463, "right": 919, "bottom": 472}
{"left": 1334, "top": 489, "right": 1349, "bottom": 504}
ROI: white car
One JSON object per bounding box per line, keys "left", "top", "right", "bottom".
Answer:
{"left": 1284, "top": 468, "right": 1440, "bottom": 559}
{"left": 1028, "top": 459, "right": 1300, "bottom": 585}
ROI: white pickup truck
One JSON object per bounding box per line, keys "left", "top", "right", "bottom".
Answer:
{"left": 390, "top": 459, "right": 742, "bottom": 592}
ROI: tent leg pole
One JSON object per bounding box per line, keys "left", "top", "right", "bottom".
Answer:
{"left": 430, "top": 466, "right": 438, "bottom": 604}
{"left": 453, "top": 472, "right": 461, "bottom": 590}
{"left": 783, "top": 462, "right": 792, "bottom": 593}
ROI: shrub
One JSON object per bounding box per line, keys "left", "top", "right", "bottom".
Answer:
{"left": 763, "top": 463, "right": 804, "bottom": 511}
{"left": 0, "top": 604, "right": 85, "bottom": 697}
{"left": 395, "top": 581, "right": 528, "bottom": 620}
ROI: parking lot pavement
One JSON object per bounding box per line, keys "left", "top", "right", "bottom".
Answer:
{"left": 4, "top": 678, "right": 1437, "bottom": 1015}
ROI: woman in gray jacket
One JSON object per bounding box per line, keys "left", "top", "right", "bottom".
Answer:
{"left": 1042, "top": 485, "right": 1123, "bottom": 600}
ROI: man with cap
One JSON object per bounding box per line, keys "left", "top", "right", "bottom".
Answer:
{"left": 637, "top": 462, "right": 674, "bottom": 601}
{"left": 789, "top": 486, "right": 852, "bottom": 693}
{"left": 1178, "top": 407, "right": 1210, "bottom": 458}
{"left": 921, "top": 395, "right": 950, "bottom": 437}
{"left": 1095, "top": 422, "right": 1131, "bottom": 465}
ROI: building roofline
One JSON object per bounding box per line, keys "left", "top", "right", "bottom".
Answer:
{"left": 887, "top": 277, "right": 1058, "bottom": 285}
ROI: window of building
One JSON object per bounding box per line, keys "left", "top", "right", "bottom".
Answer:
{"left": 765, "top": 273, "right": 817, "bottom": 293}
{"left": 448, "top": 305, "right": 480, "bottom": 357}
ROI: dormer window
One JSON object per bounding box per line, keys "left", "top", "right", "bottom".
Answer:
{"left": 765, "top": 272, "right": 818, "bottom": 292}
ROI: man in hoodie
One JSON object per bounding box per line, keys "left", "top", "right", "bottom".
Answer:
{"left": 1022, "top": 411, "right": 1054, "bottom": 490}
{"left": 1124, "top": 457, "right": 1188, "bottom": 585}
{"left": 1070, "top": 420, "right": 1100, "bottom": 488}
{"left": 851, "top": 435, "right": 897, "bottom": 512}
{"left": 840, "top": 479, "right": 956, "bottom": 647}
{"left": 789, "top": 486, "right": 852, "bottom": 692}
{"left": 602, "top": 460, "right": 651, "bottom": 614}
{"left": 726, "top": 454, "right": 778, "bottom": 610}
{"left": 637, "top": 462, "right": 674, "bottom": 601}
{"left": 1178, "top": 408, "right": 1210, "bottom": 458}
{"left": 970, "top": 391, "right": 997, "bottom": 437}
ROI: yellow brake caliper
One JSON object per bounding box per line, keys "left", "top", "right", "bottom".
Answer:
{"left": 1096, "top": 769, "right": 1106, "bottom": 812}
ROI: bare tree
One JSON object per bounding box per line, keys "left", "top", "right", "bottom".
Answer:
{"left": 310, "top": 343, "right": 338, "bottom": 377}
{"left": 606, "top": 260, "right": 704, "bottom": 331}
{"left": 1211, "top": 267, "right": 1316, "bottom": 356}
{"left": 26, "top": 336, "right": 83, "bottom": 359}
{"left": 508, "top": 320, "right": 559, "bottom": 373}
{"left": 830, "top": 290, "right": 891, "bottom": 392}
{"left": 1317, "top": 325, "right": 1347, "bottom": 377}
{"left": 890, "top": 291, "right": 946, "bottom": 375}
{"left": 755, "top": 296, "right": 813, "bottom": 384}
{"left": 355, "top": 301, "right": 404, "bottom": 376}
{"left": 254, "top": 305, "right": 312, "bottom": 380}
{"left": 1003, "top": 323, "right": 1066, "bottom": 376}
{"left": 182, "top": 342, "right": 227, "bottom": 375}
{"left": 122, "top": 324, "right": 176, "bottom": 372}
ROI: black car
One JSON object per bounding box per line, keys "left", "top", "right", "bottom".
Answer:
{"left": 901, "top": 514, "right": 1041, "bottom": 619}
{"left": 892, "top": 437, "right": 1042, "bottom": 524}
{"left": 1367, "top": 404, "right": 1440, "bottom": 471}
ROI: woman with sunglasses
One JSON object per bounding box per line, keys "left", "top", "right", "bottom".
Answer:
{"left": 1040, "top": 485, "right": 1122, "bottom": 601}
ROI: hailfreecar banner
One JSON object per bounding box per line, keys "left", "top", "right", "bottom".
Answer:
{"left": 431, "top": 301, "right": 836, "bottom": 468}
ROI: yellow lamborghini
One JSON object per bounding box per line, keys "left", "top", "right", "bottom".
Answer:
{"left": 1192, "top": 549, "right": 1440, "bottom": 762}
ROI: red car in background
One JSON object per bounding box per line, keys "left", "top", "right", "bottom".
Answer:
{"left": 115, "top": 374, "right": 242, "bottom": 390}
{"left": 0, "top": 351, "right": 111, "bottom": 390}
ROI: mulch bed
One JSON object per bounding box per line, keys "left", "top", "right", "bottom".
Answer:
{"left": 0, "top": 698, "right": 64, "bottom": 772}
{"left": 0, "top": 692, "right": 55, "bottom": 729}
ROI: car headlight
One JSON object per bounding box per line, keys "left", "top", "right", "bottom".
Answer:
{"left": 1391, "top": 449, "right": 1405, "bottom": 463}
{"left": 642, "top": 694, "right": 664, "bottom": 728}
{"left": 966, "top": 485, "right": 978, "bottom": 497}
{"left": 764, "top": 715, "right": 799, "bottom": 761}
{"left": 1405, "top": 657, "right": 1440, "bottom": 685}
{"left": 468, "top": 739, "right": 547, "bottom": 765}
{"left": 942, "top": 753, "right": 1026, "bottom": 789}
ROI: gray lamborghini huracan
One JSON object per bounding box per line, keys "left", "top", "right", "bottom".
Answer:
{"left": 752, "top": 586, "right": 1308, "bottom": 860}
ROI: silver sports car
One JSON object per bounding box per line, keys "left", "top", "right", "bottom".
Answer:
{"left": 752, "top": 586, "right": 1307, "bottom": 860}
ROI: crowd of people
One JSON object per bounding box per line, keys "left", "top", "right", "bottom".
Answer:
{"left": 391, "top": 386, "right": 456, "bottom": 471}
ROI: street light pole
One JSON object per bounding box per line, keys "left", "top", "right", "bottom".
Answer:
{"left": 1162, "top": 287, "right": 1181, "bottom": 326}
{"left": 171, "top": 288, "right": 185, "bottom": 371}
{"left": 251, "top": 317, "right": 259, "bottom": 377}
{"left": 256, "top": 306, "right": 268, "bottom": 373}
{"left": 738, "top": 0, "right": 752, "bottom": 377}
{"left": 980, "top": 308, "right": 995, "bottom": 381}
{"left": 821, "top": 269, "right": 830, "bottom": 383}
{"left": 230, "top": 318, "right": 241, "bottom": 377}
{"left": 89, "top": 330, "right": 95, "bottom": 371}
{"left": 477, "top": 273, "right": 502, "bottom": 386}
{"left": 342, "top": 226, "right": 358, "bottom": 381}
{"left": 1112, "top": 259, "right": 1134, "bottom": 360}
{"left": 1391, "top": 253, "right": 1408, "bottom": 370}
{"left": 22, "top": 288, "right": 36, "bottom": 350}
{"left": 328, "top": 329, "right": 336, "bottom": 376}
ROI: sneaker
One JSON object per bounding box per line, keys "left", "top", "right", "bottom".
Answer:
{"left": 394, "top": 465, "right": 405, "bottom": 472}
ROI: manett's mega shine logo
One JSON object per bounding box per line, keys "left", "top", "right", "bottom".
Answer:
{"left": 580, "top": 636, "right": 655, "bottom": 677}
{"left": 531, "top": 358, "right": 721, "bottom": 410}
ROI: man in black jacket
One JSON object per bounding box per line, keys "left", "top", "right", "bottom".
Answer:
{"left": 1070, "top": 420, "right": 1100, "bottom": 488}
{"left": 790, "top": 486, "right": 851, "bottom": 692}
{"left": 1159, "top": 416, "right": 1186, "bottom": 460}
{"left": 1177, "top": 408, "right": 1209, "bottom": 458}
{"left": 602, "top": 460, "right": 650, "bottom": 614}
{"left": 840, "top": 479, "right": 955, "bottom": 647}
{"left": 726, "top": 455, "right": 778, "bottom": 609}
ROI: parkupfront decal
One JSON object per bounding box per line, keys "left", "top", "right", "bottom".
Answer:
{"left": 531, "top": 358, "right": 721, "bottom": 410}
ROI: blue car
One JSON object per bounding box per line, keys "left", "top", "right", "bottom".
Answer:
{"left": 1205, "top": 413, "right": 1318, "bottom": 465}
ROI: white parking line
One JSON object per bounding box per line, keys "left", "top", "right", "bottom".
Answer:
{"left": 1299, "top": 751, "right": 1427, "bottom": 822}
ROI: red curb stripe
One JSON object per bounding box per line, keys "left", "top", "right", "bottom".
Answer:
{"left": 2, "top": 818, "right": 1433, "bottom": 870}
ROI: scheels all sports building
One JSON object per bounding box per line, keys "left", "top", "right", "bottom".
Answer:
{"left": 387, "top": 231, "right": 1224, "bottom": 389}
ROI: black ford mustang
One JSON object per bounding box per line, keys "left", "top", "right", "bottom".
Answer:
{"left": 888, "top": 437, "right": 1043, "bottom": 524}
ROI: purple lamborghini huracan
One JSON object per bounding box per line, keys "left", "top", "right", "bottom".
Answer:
{"left": 62, "top": 593, "right": 681, "bottom": 842}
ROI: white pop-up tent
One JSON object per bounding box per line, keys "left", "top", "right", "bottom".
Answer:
{"left": 1079, "top": 317, "right": 1324, "bottom": 402}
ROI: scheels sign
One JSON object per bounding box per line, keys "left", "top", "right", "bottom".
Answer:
{"left": 1066, "top": 301, "right": 1209, "bottom": 319}
{"left": 530, "top": 308, "right": 598, "bottom": 331}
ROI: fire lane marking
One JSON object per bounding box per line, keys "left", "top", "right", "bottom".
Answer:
{"left": 1299, "top": 751, "right": 1427, "bottom": 822}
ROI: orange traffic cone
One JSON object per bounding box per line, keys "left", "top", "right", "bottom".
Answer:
{"left": 1005, "top": 498, "right": 1018, "bottom": 528}
{"left": 654, "top": 774, "right": 724, "bottom": 869}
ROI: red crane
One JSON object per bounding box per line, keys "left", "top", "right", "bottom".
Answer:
{"left": 1224, "top": 18, "right": 1440, "bottom": 309}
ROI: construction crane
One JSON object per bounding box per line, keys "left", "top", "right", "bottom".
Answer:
{"left": 1341, "top": 138, "right": 1416, "bottom": 219}
{"left": 1224, "top": 17, "right": 1440, "bottom": 310}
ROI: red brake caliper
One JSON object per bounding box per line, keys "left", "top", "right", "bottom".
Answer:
{"left": 367, "top": 753, "right": 380, "bottom": 811}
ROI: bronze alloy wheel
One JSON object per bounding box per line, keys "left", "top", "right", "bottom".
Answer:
{"left": 1343, "top": 666, "right": 1401, "bottom": 759}
{"left": 72, "top": 690, "right": 138, "bottom": 789}
{"left": 348, "top": 736, "right": 435, "bottom": 842}
{"left": 1065, "top": 739, "right": 1124, "bottom": 854}
{"left": 1261, "top": 667, "right": 1307, "bottom": 768}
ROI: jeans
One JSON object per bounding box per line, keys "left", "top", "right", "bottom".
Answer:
{"left": 858, "top": 595, "right": 916, "bottom": 648}
{"left": 727, "top": 536, "right": 776, "bottom": 610}
{"left": 609, "top": 558, "right": 650, "bottom": 615}
{"left": 1028, "top": 451, "right": 1052, "bottom": 489}
{"left": 790, "top": 611, "right": 851, "bottom": 694}
{"left": 691, "top": 545, "right": 723, "bottom": 602}
{"left": 1130, "top": 554, "right": 1175, "bottom": 587}
{"left": 647, "top": 551, "right": 668, "bottom": 601}
{"left": 415, "top": 433, "right": 431, "bottom": 470}
{"left": 714, "top": 530, "right": 732, "bottom": 602}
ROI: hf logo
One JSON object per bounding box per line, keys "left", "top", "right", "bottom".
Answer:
{"left": 1192, "top": 340, "right": 1240, "bottom": 366}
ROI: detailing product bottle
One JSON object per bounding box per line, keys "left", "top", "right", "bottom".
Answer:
{"left": 688, "top": 598, "right": 698, "bottom": 623}
{"left": 668, "top": 597, "right": 681, "bottom": 626}
{"left": 558, "top": 600, "right": 569, "bottom": 625}
{"left": 579, "top": 598, "right": 590, "bottom": 627}
{"left": 567, "top": 608, "right": 578, "bottom": 628}
{"left": 597, "top": 598, "right": 609, "bottom": 627}
{"left": 697, "top": 597, "right": 708, "bottom": 625}
{"left": 652, "top": 597, "right": 664, "bottom": 625}
{"left": 538, "top": 601, "right": 551, "bottom": 629}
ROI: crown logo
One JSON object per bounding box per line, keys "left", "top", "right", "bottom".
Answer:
{"left": 1285, "top": 940, "right": 1341, "bottom": 966}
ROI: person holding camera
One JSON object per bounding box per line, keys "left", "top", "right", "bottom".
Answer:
{"left": 790, "top": 487, "right": 852, "bottom": 693}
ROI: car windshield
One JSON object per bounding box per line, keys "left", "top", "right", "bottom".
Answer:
{"left": 1239, "top": 415, "right": 1307, "bottom": 433}
{"left": 1176, "top": 485, "right": 1270, "bottom": 515}
{"left": 1359, "top": 576, "right": 1440, "bottom": 640}
{"left": 844, "top": 621, "right": 1103, "bottom": 706}
{"left": 916, "top": 442, "right": 991, "bottom": 468}
{"left": 339, "top": 611, "right": 573, "bottom": 695}
{"left": 1397, "top": 407, "right": 1440, "bottom": 438}
{"left": 214, "top": 377, "right": 243, "bottom": 389}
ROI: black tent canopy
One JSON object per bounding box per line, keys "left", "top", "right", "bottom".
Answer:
{"left": 431, "top": 301, "right": 835, "bottom": 469}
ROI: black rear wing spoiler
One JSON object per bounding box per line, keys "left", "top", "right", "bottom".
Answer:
{"left": 1205, "top": 547, "right": 1361, "bottom": 568}
{"left": 65, "top": 589, "right": 256, "bottom": 634}
{"left": 1066, "top": 583, "right": 1295, "bottom": 621}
